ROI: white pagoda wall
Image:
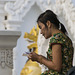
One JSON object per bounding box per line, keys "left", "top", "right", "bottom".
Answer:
{"left": 0, "top": 0, "right": 74, "bottom": 75}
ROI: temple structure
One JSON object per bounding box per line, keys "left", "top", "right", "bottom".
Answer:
{"left": 0, "top": 0, "right": 75, "bottom": 75}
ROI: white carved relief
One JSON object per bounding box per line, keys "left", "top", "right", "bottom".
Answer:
{"left": 4, "top": 0, "right": 75, "bottom": 36}
{"left": 0, "top": 0, "right": 16, "bottom": 30}
{"left": 4, "top": 0, "right": 52, "bottom": 19}
{"left": 0, "top": 49, "right": 13, "bottom": 68}
{"left": 0, "top": 50, "right": 5, "bottom": 68}
{"left": 5, "top": 0, "right": 29, "bottom": 17}
{"left": 4, "top": 0, "right": 75, "bottom": 35}
{"left": 5, "top": 49, "right": 13, "bottom": 68}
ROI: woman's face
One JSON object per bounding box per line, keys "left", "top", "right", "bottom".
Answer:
{"left": 38, "top": 21, "right": 51, "bottom": 39}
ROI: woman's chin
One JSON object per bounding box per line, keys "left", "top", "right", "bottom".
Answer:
{"left": 44, "top": 36, "right": 48, "bottom": 39}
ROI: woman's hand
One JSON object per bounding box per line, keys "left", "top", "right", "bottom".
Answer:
{"left": 28, "top": 52, "right": 47, "bottom": 64}
{"left": 28, "top": 52, "right": 40, "bottom": 61}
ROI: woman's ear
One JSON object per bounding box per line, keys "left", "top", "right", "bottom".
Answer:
{"left": 46, "top": 21, "right": 52, "bottom": 28}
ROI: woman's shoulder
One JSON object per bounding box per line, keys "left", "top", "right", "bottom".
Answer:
{"left": 49, "top": 33, "right": 65, "bottom": 45}
{"left": 53, "top": 33, "right": 73, "bottom": 46}
{"left": 51, "top": 33, "right": 65, "bottom": 40}
{"left": 50, "top": 32, "right": 72, "bottom": 45}
{"left": 52, "top": 32, "right": 70, "bottom": 40}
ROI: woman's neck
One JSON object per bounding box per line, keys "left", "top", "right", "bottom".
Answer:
{"left": 51, "top": 29, "right": 62, "bottom": 36}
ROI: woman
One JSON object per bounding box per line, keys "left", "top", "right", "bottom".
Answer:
{"left": 28, "top": 10, "right": 73, "bottom": 75}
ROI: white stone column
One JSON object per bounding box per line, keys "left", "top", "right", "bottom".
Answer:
{"left": 0, "top": 30, "right": 21, "bottom": 75}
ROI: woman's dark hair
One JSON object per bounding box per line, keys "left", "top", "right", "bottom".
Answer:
{"left": 37, "top": 10, "right": 67, "bottom": 34}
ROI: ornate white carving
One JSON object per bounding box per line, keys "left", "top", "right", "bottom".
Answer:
{"left": 0, "top": 30, "right": 21, "bottom": 75}
{"left": 4, "top": 0, "right": 75, "bottom": 39}
{"left": 0, "top": 49, "right": 13, "bottom": 68}
{"left": 4, "top": 0, "right": 52, "bottom": 19}
{"left": 0, "top": 49, "right": 5, "bottom": 68}
{"left": 0, "top": 0, "right": 16, "bottom": 30}
{"left": 5, "top": 49, "right": 13, "bottom": 68}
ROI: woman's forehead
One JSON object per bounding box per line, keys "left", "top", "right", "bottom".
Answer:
{"left": 38, "top": 22, "right": 43, "bottom": 26}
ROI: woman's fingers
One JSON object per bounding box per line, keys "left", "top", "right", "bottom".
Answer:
{"left": 28, "top": 53, "right": 32, "bottom": 59}
{"left": 28, "top": 55, "right": 31, "bottom": 58}
{"left": 27, "top": 52, "right": 39, "bottom": 61}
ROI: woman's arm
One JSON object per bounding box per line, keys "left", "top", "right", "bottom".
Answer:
{"left": 28, "top": 44, "right": 62, "bottom": 72}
